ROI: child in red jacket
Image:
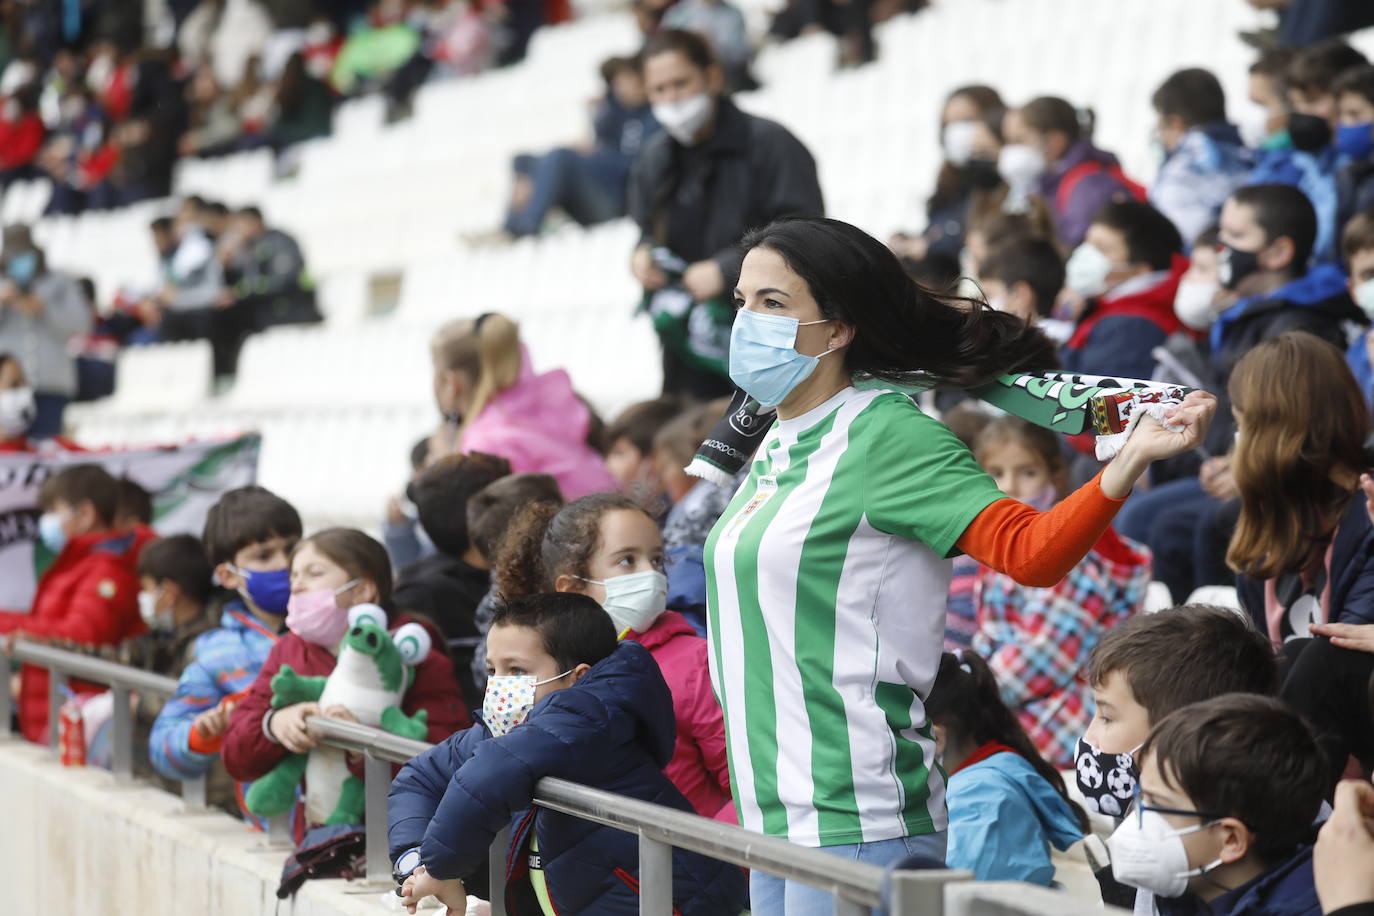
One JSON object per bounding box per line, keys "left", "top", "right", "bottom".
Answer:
{"left": 222, "top": 527, "right": 470, "bottom": 828}
{"left": 0, "top": 464, "right": 151, "bottom": 742}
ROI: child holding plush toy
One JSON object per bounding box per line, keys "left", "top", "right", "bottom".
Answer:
{"left": 222, "top": 528, "right": 470, "bottom": 829}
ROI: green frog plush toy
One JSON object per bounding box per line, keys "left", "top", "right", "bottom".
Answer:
{"left": 245, "top": 604, "right": 431, "bottom": 825}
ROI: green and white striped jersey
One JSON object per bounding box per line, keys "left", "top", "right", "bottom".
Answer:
{"left": 705, "top": 387, "right": 1006, "bottom": 847}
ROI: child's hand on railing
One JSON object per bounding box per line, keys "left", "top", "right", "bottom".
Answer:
{"left": 400, "top": 865, "right": 465, "bottom": 915}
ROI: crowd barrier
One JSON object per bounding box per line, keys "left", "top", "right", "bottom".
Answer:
{"left": 1, "top": 639, "right": 1124, "bottom": 915}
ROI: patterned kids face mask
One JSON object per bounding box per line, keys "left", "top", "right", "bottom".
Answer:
{"left": 482, "top": 670, "right": 573, "bottom": 737}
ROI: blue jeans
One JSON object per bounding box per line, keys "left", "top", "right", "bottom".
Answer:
{"left": 504, "top": 146, "right": 625, "bottom": 236}
{"left": 30, "top": 393, "right": 69, "bottom": 440}
{"left": 749, "top": 832, "right": 947, "bottom": 916}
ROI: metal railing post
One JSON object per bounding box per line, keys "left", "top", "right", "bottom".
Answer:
{"left": 364, "top": 754, "right": 392, "bottom": 885}
{"left": 267, "top": 813, "right": 292, "bottom": 848}
{"left": 181, "top": 775, "right": 207, "bottom": 810}
{"left": 638, "top": 834, "right": 672, "bottom": 916}
{"left": 0, "top": 656, "right": 13, "bottom": 735}
{"left": 47, "top": 668, "right": 65, "bottom": 752}
{"left": 110, "top": 685, "right": 132, "bottom": 781}
{"left": 832, "top": 896, "right": 869, "bottom": 916}
{"left": 887, "top": 868, "right": 968, "bottom": 916}
{"left": 488, "top": 827, "right": 509, "bottom": 916}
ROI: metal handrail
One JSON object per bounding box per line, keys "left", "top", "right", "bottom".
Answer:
{"left": 4, "top": 640, "right": 969, "bottom": 914}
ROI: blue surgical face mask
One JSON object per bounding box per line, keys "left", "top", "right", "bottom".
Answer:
{"left": 728, "top": 309, "right": 836, "bottom": 407}
{"left": 1336, "top": 122, "right": 1374, "bottom": 160}
{"left": 5, "top": 251, "right": 38, "bottom": 286}
{"left": 230, "top": 565, "right": 292, "bottom": 615}
{"left": 38, "top": 511, "right": 67, "bottom": 554}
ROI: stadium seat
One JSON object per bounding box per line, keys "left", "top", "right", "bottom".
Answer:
{"left": 54, "top": 0, "right": 1301, "bottom": 531}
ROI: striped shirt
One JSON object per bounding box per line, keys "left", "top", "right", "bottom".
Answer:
{"left": 705, "top": 387, "right": 1006, "bottom": 847}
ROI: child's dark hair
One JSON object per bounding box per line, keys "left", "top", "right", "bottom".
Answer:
{"left": 1193, "top": 226, "right": 1220, "bottom": 253}
{"left": 973, "top": 416, "right": 1065, "bottom": 476}
{"left": 1088, "top": 605, "right": 1278, "bottom": 724}
{"left": 1287, "top": 39, "right": 1369, "bottom": 96}
{"left": 411, "top": 452, "right": 512, "bottom": 558}
{"left": 978, "top": 236, "right": 1065, "bottom": 318}
{"left": 116, "top": 477, "right": 153, "bottom": 526}
{"left": 653, "top": 399, "right": 727, "bottom": 470}
{"left": 639, "top": 28, "right": 716, "bottom": 73}
{"left": 1091, "top": 200, "right": 1184, "bottom": 271}
{"left": 202, "top": 485, "right": 302, "bottom": 567}
{"left": 605, "top": 397, "right": 683, "bottom": 457}
{"left": 927, "top": 650, "right": 1089, "bottom": 832}
{"left": 39, "top": 464, "right": 120, "bottom": 527}
{"left": 467, "top": 473, "right": 564, "bottom": 565}
{"left": 1229, "top": 184, "right": 1317, "bottom": 274}
{"left": 1152, "top": 68, "right": 1227, "bottom": 128}
{"left": 1142, "top": 694, "right": 1326, "bottom": 865}
{"left": 1342, "top": 207, "right": 1374, "bottom": 263}
{"left": 137, "top": 534, "right": 214, "bottom": 605}
{"left": 1333, "top": 65, "right": 1374, "bottom": 108}
{"left": 496, "top": 493, "right": 650, "bottom": 599}
{"left": 490, "top": 593, "right": 617, "bottom": 673}
{"left": 294, "top": 527, "right": 396, "bottom": 615}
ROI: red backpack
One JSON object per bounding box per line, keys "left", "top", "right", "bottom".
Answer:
{"left": 1055, "top": 160, "right": 1148, "bottom": 214}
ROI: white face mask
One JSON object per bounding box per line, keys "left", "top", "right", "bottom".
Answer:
{"left": 579, "top": 569, "right": 668, "bottom": 636}
{"left": 0, "top": 386, "right": 35, "bottom": 438}
{"left": 1065, "top": 243, "right": 1116, "bottom": 299}
{"left": 1237, "top": 102, "right": 1272, "bottom": 150}
{"left": 998, "top": 143, "right": 1046, "bottom": 189}
{"left": 652, "top": 93, "right": 713, "bottom": 145}
{"left": 1355, "top": 277, "right": 1374, "bottom": 321}
{"left": 1109, "top": 808, "right": 1223, "bottom": 899}
{"left": 1175, "top": 279, "right": 1222, "bottom": 331}
{"left": 942, "top": 120, "right": 979, "bottom": 167}
{"left": 138, "top": 587, "right": 175, "bottom": 633}
{"left": 483, "top": 670, "right": 573, "bottom": 737}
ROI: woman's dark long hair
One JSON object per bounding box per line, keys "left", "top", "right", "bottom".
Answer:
{"left": 741, "top": 217, "right": 1057, "bottom": 388}
{"left": 927, "top": 650, "right": 1090, "bottom": 832}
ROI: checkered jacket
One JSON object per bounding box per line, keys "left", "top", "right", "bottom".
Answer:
{"left": 972, "top": 528, "right": 1151, "bottom": 768}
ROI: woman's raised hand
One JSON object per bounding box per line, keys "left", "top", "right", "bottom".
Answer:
{"left": 1101, "top": 391, "right": 1218, "bottom": 499}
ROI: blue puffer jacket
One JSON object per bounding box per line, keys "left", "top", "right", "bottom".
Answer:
{"left": 388, "top": 641, "right": 747, "bottom": 915}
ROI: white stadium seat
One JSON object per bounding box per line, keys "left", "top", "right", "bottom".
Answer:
{"left": 52, "top": 0, "right": 1342, "bottom": 531}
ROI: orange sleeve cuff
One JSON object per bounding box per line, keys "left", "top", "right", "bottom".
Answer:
{"left": 954, "top": 468, "right": 1127, "bottom": 588}
{"left": 188, "top": 725, "right": 223, "bottom": 755}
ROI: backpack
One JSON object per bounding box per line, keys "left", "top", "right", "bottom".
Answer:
{"left": 1055, "top": 161, "right": 1147, "bottom": 214}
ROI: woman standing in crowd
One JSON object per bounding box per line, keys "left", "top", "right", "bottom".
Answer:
{"left": 708, "top": 216, "right": 1214, "bottom": 915}
{"left": 428, "top": 311, "right": 614, "bottom": 500}
{"left": 629, "top": 29, "right": 823, "bottom": 400}
{"left": 1224, "top": 333, "right": 1374, "bottom": 793}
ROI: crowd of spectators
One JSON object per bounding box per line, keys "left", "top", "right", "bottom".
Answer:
{"left": 6, "top": 2, "right": 1374, "bottom": 916}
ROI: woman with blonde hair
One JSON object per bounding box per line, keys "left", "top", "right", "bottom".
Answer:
{"left": 429, "top": 312, "right": 614, "bottom": 499}
{"left": 1230, "top": 331, "right": 1374, "bottom": 643}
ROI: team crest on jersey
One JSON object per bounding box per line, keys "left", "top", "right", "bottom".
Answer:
{"left": 725, "top": 477, "right": 778, "bottom": 537}
{"left": 97, "top": 579, "right": 117, "bottom": 599}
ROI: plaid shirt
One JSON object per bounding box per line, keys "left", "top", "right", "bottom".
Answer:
{"left": 972, "top": 528, "right": 1151, "bottom": 767}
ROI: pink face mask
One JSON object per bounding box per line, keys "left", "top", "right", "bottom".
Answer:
{"left": 285, "top": 579, "right": 359, "bottom": 647}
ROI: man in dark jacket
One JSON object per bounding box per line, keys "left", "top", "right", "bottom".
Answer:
{"left": 629, "top": 29, "right": 823, "bottom": 400}
{"left": 224, "top": 207, "right": 320, "bottom": 329}
{"left": 388, "top": 594, "right": 748, "bottom": 915}
{"left": 393, "top": 452, "right": 511, "bottom": 710}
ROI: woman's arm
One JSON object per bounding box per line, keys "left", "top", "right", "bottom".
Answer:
{"left": 958, "top": 392, "right": 1216, "bottom": 587}
{"left": 957, "top": 471, "right": 1125, "bottom": 588}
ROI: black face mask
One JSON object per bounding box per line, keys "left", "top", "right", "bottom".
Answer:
{"left": 1288, "top": 112, "right": 1333, "bottom": 152}
{"left": 963, "top": 158, "right": 1003, "bottom": 190}
{"left": 1218, "top": 242, "right": 1263, "bottom": 291}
